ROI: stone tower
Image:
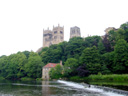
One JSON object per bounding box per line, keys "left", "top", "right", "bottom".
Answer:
{"left": 52, "top": 24, "right": 64, "bottom": 45}
{"left": 70, "top": 26, "right": 81, "bottom": 38}
{"left": 43, "top": 28, "right": 52, "bottom": 47}
{"left": 43, "top": 24, "right": 64, "bottom": 47}
{"left": 105, "top": 27, "right": 116, "bottom": 34}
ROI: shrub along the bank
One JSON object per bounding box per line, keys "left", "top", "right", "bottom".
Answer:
{"left": 69, "top": 76, "right": 88, "bottom": 81}
{"left": 88, "top": 74, "right": 128, "bottom": 81}
{"left": 69, "top": 74, "right": 128, "bottom": 82}
{"left": 21, "top": 77, "right": 34, "bottom": 81}
{"left": 0, "top": 76, "right": 5, "bottom": 80}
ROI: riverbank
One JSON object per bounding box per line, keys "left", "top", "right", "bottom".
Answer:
{"left": 69, "top": 74, "right": 128, "bottom": 82}
{"left": 0, "top": 76, "right": 42, "bottom": 81}
{"left": 1, "top": 74, "right": 128, "bottom": 82}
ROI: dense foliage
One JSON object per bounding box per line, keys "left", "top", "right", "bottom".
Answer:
{"left": 0, "top": 51, "right": 44, "bottom": 80}
{"left": 0, "top": 22, "right": 128, "bottom": 80}
{"left": 44, "top": 22, "right": 128, "bottom": 79}
{"left": 49, "top": 65, "right": 63, "bottom": 79}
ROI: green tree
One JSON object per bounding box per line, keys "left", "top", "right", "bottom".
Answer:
{"left": 115, "top": 28, "right": 126, "bottom": 43}
{"left": 16, "top": 52, "right": 27, "bottom": 78}
{"left": 84, "top": 36, "right": 101, "bottom": 48}
{"left": 40, "top": 44, "right": 62, "bottom": 64}
{"left": 0, "top": 56, "right": 8, "bottom": 78}
{"left": 120, "top": 22, "right": 128, "bottom": 42}
{"left": 49, "top": 65, "right": 63, "bottom": 79}
{"left": 64, "top": 58, "right": 78, "bottom": 76}
{"left": 39, "top": 47, "right": 49, "bottom": 55}
{"left": 101, "top": 52, "right": 114, "bottom": 73}
{"left": 24, "top": 52, "right": 44, "bottom": 78}
{"left": 5, "top": 52, "right": 27, "bottom": 79}
{"left": 113, "top": 39, "right": 128, "bottom": 73}
{"left": 108, "top": 29, "right": 117, "bottom": 50}
{"left": 58, "top": 41, "right": 68, "bottom": 63}
{"left": 98, "top": 40, "right": 106, "bottom": 54}
{"left": 23, "top": 51, "right": 30, "bottom": 59}
{"left": 65, "top": 37, "right": 85, "bottom": 59}
{"left": 108, "top": 28, "right": 126, "bottom": 50}
{"left": 102, "top": 34, "right": 112, "bottom": 52}
{"left": 80, "top": 46, "right": 101, "bottom": 74}
{"left": 41, "top": 48, "right": 61, "bottom": 64}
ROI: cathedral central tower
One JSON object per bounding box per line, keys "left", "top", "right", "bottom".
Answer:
{"left": 70, "top": 26, "right": 81, "bottom": 38}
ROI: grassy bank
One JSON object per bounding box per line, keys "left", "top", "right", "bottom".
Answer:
{"left": 0, "top": 77, "right": 42, "bottom": 81}
{"left": 0, "top": 76, "right": 5, "bottom": 80}
{"left": 69, "top": 74, "right": 128, "bottom": 82}
{"left": 89, "top": 81, "right": 128, "bottom": 86}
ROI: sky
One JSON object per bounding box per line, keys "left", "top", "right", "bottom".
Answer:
{"left": 0, "top": 0, "right": 128, "bottom": 56}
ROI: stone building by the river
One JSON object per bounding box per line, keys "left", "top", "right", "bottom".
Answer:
{"left": 42, "top": 61, "right": 62, "bottom": 80}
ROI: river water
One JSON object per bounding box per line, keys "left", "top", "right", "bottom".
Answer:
{"left": 0, "top": 80, "right": 128, "bottom": 96}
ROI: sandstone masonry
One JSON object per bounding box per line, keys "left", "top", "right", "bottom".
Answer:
{"left": 70, "top": 26, "right": 81, "bottom": 38}
{"left": 43, "top": 25, "right": 81, "bottom": 47}
{"left": 43, "top": 24, "right": 64, "bottom": 47}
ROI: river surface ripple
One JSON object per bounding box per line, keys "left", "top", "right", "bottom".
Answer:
{"left": 0, "top": 80, "right": 128, "bottom": 96}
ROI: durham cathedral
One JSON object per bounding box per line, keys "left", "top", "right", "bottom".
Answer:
{"left": 36, "top": 24, "right": 81, "bottom": 53}
{"left": 43, "top": 24, "right": 81, "bottom": 47}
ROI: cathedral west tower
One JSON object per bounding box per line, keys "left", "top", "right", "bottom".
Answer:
{"left": 43, "top": 24, "right": 64, "bottom": 47}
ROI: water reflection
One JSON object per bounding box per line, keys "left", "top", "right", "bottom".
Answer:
{"left": 0, "top": 80, "right": 42, "bottom": 96}
{"left": 42, "top": 81, "right": 51, "bottom": 96}
{"left": 0, "top": 80, "right": 127, "bottom": 96}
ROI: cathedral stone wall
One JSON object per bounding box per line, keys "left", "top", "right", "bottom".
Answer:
{"left": 43, "top": 25, "right": 64, "bottom": 47}
{"left": 43, "top": 29, "right": 53, "bottom": 47}
{"left": 43, "top": 25, "right": 81, "bottom": 48}
{"left": 70, "top": 26, "right": 81, "bottom": 38}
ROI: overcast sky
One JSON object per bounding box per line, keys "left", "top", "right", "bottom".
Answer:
{"left": 0, "top": 0, "right": 128, "bottom": 56}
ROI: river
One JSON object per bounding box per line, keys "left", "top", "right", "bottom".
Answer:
{"left": 0, "top": 80, "right": 128, "bottom": 96}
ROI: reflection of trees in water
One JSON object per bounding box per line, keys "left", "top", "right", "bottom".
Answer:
{"left": 0, "top": 80, "right": 42, "bottom": 96}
